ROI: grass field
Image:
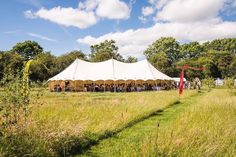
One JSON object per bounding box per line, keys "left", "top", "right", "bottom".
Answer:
{"left": 140, "top": 89, "right": 236, "bottom": 157}
{"left": 0, "top": 89, "right": 235, "bottom": 157}
{"left": 0, "top": 90, "right": 194, "bottom": 156}
{"left": 80, "top": 89, "right": 236, "bottom": 157}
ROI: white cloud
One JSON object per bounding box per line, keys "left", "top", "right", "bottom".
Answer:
{"left": 25, "top": 7, "right": 98, "bottom": 29}
{"left": 96, "top": 0, "right": 130, "bottom": 19}
{"left": 155, "top": 0, "right": 224, "bottom": 22}
{"left": 25, "top": 0, "right": 130, "bottom": 29}
{"left": 78, "top": 21, "right": 236, "bottom": 58}
{"left": 142, "top": 6, "right": 154, "bottom": 16}
{"left": 28, "top": 32, "right": 57, "bottom": 42}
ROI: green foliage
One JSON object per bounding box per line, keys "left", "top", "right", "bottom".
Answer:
{"left": 0, "top": 48, "right": 89, "bottom": 82}
{"left": 30, "top": 52, "right": 57, "bottom": 82}
{"left": 224, "top": 78, "right": 235, "bottom": 95}
{"left": 90, "top": 40, "right": 124, "bottom": 62}
{"left": 144, "top": 37, "right": 236, "bottom": 79}
{"left": 0, "top": 74, "right": 26, "bottom": 129}
{"left": 203, "top": 38, "right": 236, "bottom": 53}
{"left": 180, "top": 41, "right": 203, "bottom": 59}
{"left": 0, "top": 61, "right": 48, "bottom": 157}
{"left": 0, "top": 132, "right": 54, "bottom": 157}
{"left": 0, "top": 51, "right": 24, "bottom": 81}
{"left": 11, "top": 40, "right": 43, "bottom": 60}
{"left": 0, "top": 60, "right": 32, "bottom": 129}
{"left": 228, "top": 55, "right": 236, "bottom": 78}
{"left": 202, "top": 77, "right": 215, "bottom": 91}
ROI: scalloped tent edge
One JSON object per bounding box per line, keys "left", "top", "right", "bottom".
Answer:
{"left": 48, "top": 58, "right": 173, "bottom": 81}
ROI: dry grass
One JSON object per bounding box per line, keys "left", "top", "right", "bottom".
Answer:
{"left": 0, "top": 90, "right": 195, "bottom": 156}
{"left": 140, "top": 89, "right": 236, "bottom": 157}
{"left": 30, "top": 90, "right": 193, "bottom": 136}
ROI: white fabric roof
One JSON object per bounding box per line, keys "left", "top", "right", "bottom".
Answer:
{"left": 48, "top": 58, "right": 173, "bottom": 81}
{"left": 172, "top": 77, "right": 187, "bottom": 82}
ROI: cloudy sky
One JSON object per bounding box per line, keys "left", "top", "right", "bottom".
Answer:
{"left": 1, "top": 0, "right": 236, "bottom": 59}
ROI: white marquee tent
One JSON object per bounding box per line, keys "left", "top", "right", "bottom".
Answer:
{"left": 48, "top": 58, "right": 173, "bottom": 91}
{"left": 49, "top": 58, "right": 172, "bottom": 81}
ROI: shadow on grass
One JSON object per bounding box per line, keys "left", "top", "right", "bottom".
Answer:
{"left": 54, "top": 91, "right": 206, "bottom": 157}
{"left": 64, "top": 99, "right": 188, "bottom": 156}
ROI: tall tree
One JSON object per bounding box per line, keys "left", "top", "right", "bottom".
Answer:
{"left": 90, "top": 40, "right": 124, "bottom": 62}
{"left": 29, "top": 52, "right": 57, "bottom": 82}
{"left": 180, "top": 41, "right": 203, "bottom": 59}
{"left": 228, "top": 56, "right": 236, "bottom": 78}
{"left": 144, "top": 37, "right": 181, "bottom": 76}
{"left": 203, "top": 38, "right": 236, "bottom": 54}
{"left": 11, "top": 40, "right": 43, "bottom": 60}
{"left": 0, "top": 51, "right": 24, "bottom": 80}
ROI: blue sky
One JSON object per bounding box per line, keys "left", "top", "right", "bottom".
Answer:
{"left": 1, "top": 0, "right": 236, "bottom": 59}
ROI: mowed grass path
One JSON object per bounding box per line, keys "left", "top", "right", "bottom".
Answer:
{"left": 78, "top": 90, "right": 204, "bottom": 157}
{"left": 78, "top": 89, "right": 236, "bottom": 157}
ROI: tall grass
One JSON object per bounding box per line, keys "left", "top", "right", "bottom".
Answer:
{"left": 31, "top": 91, "right": 193, "bottom": 135}
{"left": 0, "top": 90, "right": 195, "bottom": 156}
{"left": 141, "top": 89, "right": 236, "bottom": 157}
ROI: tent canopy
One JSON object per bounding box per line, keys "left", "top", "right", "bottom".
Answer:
{"left": 48, "top": 58, "right": 173, "bottom": 82}
{"left": 172, "top": 77, "right": 187, "bottom": 82}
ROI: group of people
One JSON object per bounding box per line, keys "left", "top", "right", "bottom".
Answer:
{"left": 52, "top": 78, "right": 201, "bottom": 92}
{"left": 53, "top": 82, "right": 172, "bottom": 92}
{"left": 83, "top": 83, "right": 171, "bottom": 92}
{"left": 172, "top": 81, "right": 191, "bottom": 90}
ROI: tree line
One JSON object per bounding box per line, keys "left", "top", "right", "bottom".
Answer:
{"left": 0, "top": 37, "right": 235, "bottom": 83}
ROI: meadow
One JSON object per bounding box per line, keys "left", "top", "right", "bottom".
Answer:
{"left": 141, "top": 89, "right": 236, "bottom": 157}
{"left": 79, "top": 89, "right": 235, "bottom": 157}
{"left": 0, "top": 88, "right": 235, "bottom": 157}
{"left": 0, "top": 90, "right": 195, "bottom": 156}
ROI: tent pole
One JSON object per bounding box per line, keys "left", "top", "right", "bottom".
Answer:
{"left": 114, "top": 80, "right": 116, "bottom": 92}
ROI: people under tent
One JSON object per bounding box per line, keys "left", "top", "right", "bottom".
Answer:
{"left": 48, "top": 80, "right": 174, "bottom": 92}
